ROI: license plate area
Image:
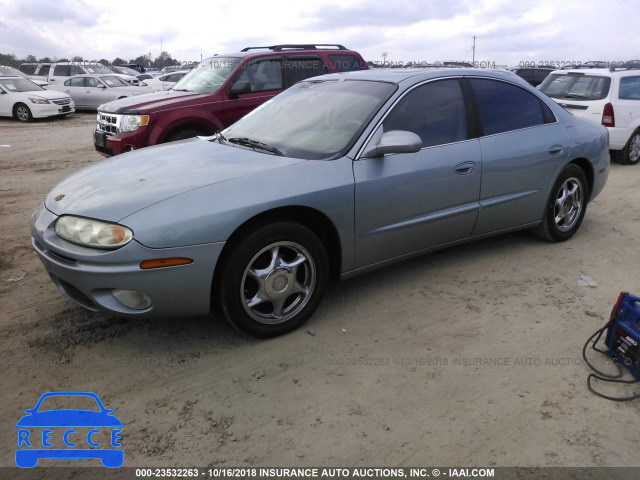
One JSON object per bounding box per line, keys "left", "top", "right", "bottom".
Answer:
{"left": 94, "top": 131, "right": 106, "bottom": 147}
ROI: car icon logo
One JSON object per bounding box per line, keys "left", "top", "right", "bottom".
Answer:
{"left": 15, "top": 391, "right": 123, "bottom": 468}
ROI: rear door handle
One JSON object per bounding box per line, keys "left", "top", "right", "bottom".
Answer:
{"left": 455, "top": 161, "right": 476, "bottom": 175}
{"left": 548, "top": 145, "right": 563, "bottom": 155}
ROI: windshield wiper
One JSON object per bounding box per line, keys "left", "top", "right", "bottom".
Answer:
{"left": 563, "top": 93, "right": 589, "bottom": 99}
{"left": 171, "top": 88, "right": 191, "bottom": 92}
{"left": 227, "top": 137, "right": 283, "bottom": 156}
{"left": 212, "top": 132, "right": 227, "bottom": 144}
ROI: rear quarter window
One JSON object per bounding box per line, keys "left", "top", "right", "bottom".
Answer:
{"left": 619, "top": 76, "right": 640, "bottom": 100}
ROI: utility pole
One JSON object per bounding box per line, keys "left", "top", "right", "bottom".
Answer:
{"left": 472, "top": 36, "right": 477, "bottom": 64}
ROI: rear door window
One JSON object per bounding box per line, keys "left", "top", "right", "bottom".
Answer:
{"left": 236, "top": 59, "right": 283, "bottom": 92}
{"left": 470, "top": 78, "right": 554, "bottom": 136}
{"left": 53, "top": 65, "right": 70, "bottom": 76}
{"left": 284, "top": 57, "right": 327, "bottom": 87}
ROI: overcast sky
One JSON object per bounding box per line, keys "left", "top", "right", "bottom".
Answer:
{"left": 1, "top": 0, "right": 637, "bottom": 67}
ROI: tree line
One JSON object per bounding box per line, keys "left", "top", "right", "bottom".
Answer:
{"left": 0, "top": 51, "right": 185, "bottom": 68}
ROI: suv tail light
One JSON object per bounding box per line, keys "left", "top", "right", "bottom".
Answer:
{"left": 602, "top": 103, "right": 615, "bottom": 127}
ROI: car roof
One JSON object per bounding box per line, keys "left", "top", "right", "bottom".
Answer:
{"left": 204, "top": 44, "right": 362, "bottom": 63}
{"left": 309, "top": 68, "right": 523, "bottom": 85}
{"left": 551, "top": 68, "right": 640, "bottom": 76}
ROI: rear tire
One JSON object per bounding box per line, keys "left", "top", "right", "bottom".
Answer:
{"left": 619, "top": 131, "right": 640, "bottom": 165}
{"left": 532, "top": 164, "right": 589, "bottom": 242}
{"left": 14, "top": 103, "right": 33, "bottom": 122}
{"left": 218, "top": 221, "right": 328, "bottom": 338}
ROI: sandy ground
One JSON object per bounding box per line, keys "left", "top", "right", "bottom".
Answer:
{"left": 1, "top": 113, "right": 639, "bottom": 473}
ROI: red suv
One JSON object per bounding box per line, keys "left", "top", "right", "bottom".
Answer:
{"left": 94, "top": 44, "right": 367, "bottom": 156}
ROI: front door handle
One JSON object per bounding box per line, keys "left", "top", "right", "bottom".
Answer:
{"left": 455, "top": 161, "right": 476, "bottom": 175}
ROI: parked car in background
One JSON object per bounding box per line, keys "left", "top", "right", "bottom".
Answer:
{"left": 119, "top": 63, "right": 146, "bottom": 73}
{"left": 61, "top": 74, "right": 145, "bottom": 110}
{"left": 0, "top": 65, "right": 48, "bottom": 87}
{"left": 107, "top": 66, "right": 141, "bottom": 86}
{"left": 137, "top": 70, "right": 190, "bottom": 91}
{"left": 94, "top": 43, "right": 368, "bottom": 155}
{"left": 511, "top": 66, "right": 555, "bottom": 87}
{"left": 23, "top": 62, "right": 114, "bottom": 88}
{"left": 0, "top": 75, "right": 74, "bottom": 122}
{"left": 35, "top": 68, "right": 608, "bottom": 338}
{"left": 539, "top": 66, "right": 640, "bottom": 164}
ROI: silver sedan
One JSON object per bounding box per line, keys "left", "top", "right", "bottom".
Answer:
{"left": 60, "top": 74, "right": 148, "bottom": 110}
{"left": 31, "top": 69, "right": 609, "bottom": 337}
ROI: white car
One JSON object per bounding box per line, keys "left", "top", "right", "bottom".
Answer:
{"left": 540, "top": 67, "right": 640, "bottom": 164}
{"left": 0, "top": 75, "right": 74, "bottom": 122}
{"left": 61, "top": 74, "right": 147, "bottom": 110}
{"left": 138, "top": 70, "right": 190, "bottom": 91}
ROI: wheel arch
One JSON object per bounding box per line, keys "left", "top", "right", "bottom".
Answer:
{"left": 212, "top": 206, "right": 342, "bottom": 304}
{"left": 567, "top": 157, "right": 594, "bottom": 200}
{"left": 160, "top": 121, "right": 216, "bottom": 143}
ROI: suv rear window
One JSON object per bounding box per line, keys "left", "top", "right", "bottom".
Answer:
{"left": 539, "top": 73, "right": 611, "bottom": 101}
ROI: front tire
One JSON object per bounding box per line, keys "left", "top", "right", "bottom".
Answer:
{"left": 14, "top": 103, "right": 33, "bottom": 122}
{"left": 619, "top": 131, "right": 640, "bottom": 165}
{"left": 218, "top": 221, "right": 328, "bottom": 338}
{"left": 533, "top": 164, "right": 589, "bottom": 242}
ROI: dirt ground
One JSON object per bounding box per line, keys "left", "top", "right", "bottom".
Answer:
{"left": 1, "top": 113, "right": 639, "bottom": 472}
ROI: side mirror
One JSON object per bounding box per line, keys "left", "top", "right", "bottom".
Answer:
{"left": 228, "top": 80, "right": 251, "bottom": 98}
{"left": 362, "top": 130, "right": 422, "bottom": 158}
{"left": 97, "top": 84, "right": 106, "bottom": 89}
{"left": 0, "top": 90, "right": 5, "bottom": 94}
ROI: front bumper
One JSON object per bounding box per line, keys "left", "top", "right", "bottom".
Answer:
{"left": 32, "top": 103, "right": 75, "bottom": 119}
{"left": 30, "top": 203, "right": 225, "bottom": 318}
{"left": 94, "top": 129, "right": 146, "bottom": 157}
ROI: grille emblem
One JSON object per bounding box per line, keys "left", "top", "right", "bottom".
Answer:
{"left": 54, "top": 194, "right": 65, "bottom": 201}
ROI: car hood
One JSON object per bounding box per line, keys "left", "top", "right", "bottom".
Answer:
{"left": 16, "top": 410, "right": 123, "bottom": 427}
{"left": 98, "top": 90, "right": 217, "bottom": 114}
{"left": 45, "top": 139, "right": 305, "bottom": 221}
{"left": 28, "top": 89, "right": 71, "bottom": 100}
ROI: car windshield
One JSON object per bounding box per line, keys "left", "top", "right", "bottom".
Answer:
{"left": 0, "top": 65, "right": 31, "bottom": 79}
{"left": 0, "top": 77, "right": 43, "bottom": 92}
{"left": 86, "top": 64, "right": 113, "bottom": 75}
{"left": 222, "top": 79, "right": 397, "bottom": 160}
{"left": 112, "top": 66, "right": 140, "bottom": 76}
{"left": 539, "top": 73, "right": 611, "bottom": 101}
{"left": 172, "top": 57, "right": 241, "bottom": 93}
{"left": 100, "top": 75, "right": 130, "bottom": 87}
{"left": 37, "top": 395, "right": 101, "bottom": 412}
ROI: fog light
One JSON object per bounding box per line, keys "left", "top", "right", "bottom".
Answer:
{"left": 112, "top": 289, "right": 152, "bottom": 310}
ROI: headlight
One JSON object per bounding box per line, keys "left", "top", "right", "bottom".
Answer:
{"left": 28, "top": 97, "right": 50, "bottom": 104}
{"left": 120, "top": 114, "right": 150, "bottom": 132}
{"left": 55, "top": 216, "right": 133, "bottom": 249}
